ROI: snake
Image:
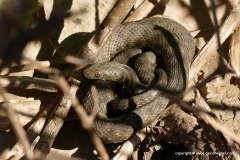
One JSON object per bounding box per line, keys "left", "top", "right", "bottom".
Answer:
{"left": 81, "top": 17, "right": 195, "bottom": 143}
{"left": 111, "top": 69, "right": 168, "bottom": 114}
{"left": 84, "top": 62, "right": 168, "bottom": 114}
{"left": 112, "top": 49, "right": 157, "bottom": 85}
{"left": 84, "top": 61, "right": 158, "bottom": 95}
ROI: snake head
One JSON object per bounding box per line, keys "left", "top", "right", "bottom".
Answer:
{"left": 84, "top": 62, "right": 114, "bottom": 80}
{"left": 84, "top": 65, "right": 102, "bottom": 80}
{"left": 83, "top": 62, "right": 123, "bottom": 81}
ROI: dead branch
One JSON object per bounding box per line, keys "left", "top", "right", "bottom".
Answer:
{"left": 0, "top": 58, "right": 65, "bottom": 76}
{"left": 23, "top": 57, "right": 62, "bottom": 76}
{"left": 0, "top": 57, "right": 64, "bottom": 76}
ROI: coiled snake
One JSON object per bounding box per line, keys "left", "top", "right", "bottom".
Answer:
{"left": 81, "top": 17, "right": 195, "bottom": 143}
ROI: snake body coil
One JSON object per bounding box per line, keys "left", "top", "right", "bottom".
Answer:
{"left": 82, "top": 17, "right": 195, "bottom": 143}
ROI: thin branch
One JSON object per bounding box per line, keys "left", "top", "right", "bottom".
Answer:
{"left": 23, "top": 56, "right": 62, "bottom": 76}
{"left": 85, "top": 85, "right": 109, "bottom": 160}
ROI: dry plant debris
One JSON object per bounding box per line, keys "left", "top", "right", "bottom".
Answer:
{"left": 0, "top": 0, "right": 240, "bottom": 160}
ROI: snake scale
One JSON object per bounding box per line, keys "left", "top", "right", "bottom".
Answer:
{"left": 81, "top": 17, "right": 195, "bottom": 143}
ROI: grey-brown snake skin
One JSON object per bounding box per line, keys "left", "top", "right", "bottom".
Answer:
{"left": 82, "top": 17, "right": 195, "bottom": 143}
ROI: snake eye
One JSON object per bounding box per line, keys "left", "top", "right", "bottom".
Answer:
{"left": 95, "top": 71, "right": 100, "bottom": 77}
